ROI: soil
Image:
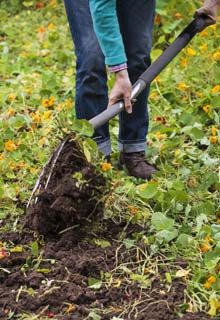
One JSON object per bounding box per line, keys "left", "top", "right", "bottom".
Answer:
{"left": 25, "top": 137, "right": 106, "bottom": 237}
{"left": 0, "top": 138, "right": 211, "bottom": 319}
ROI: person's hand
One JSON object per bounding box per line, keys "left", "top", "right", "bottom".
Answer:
{"left": 108, "top": 69, "right": 132, "bottom": 114}
{"left": 195, "top": 0, "right": 219, "bottom": 26}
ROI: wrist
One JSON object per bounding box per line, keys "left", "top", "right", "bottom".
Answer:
{"left": 115, "top": 69, "right": 129, "bottom": 80}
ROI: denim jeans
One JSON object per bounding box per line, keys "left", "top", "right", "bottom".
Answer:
{"left": 64, "top": 0, "right": 155, "bottom": 156}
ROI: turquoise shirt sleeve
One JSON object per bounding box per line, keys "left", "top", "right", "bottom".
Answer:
{"left": 89, "top": 0, "right": 127, "bottom": 66}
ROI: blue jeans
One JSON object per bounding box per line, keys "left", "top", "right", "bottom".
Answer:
{"left": 64, "top": 0, "right": 155, "bottom": 156}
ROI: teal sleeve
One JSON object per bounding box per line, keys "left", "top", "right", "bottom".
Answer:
{"left": 89, "top": 0, "right": 127, "bottom": 66}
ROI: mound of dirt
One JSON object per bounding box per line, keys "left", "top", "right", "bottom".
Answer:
{"left": 26, "top": 137, "right": 106, "bottom": 237}
{"left": 0, "top": 227, "right": 211, "bottom": 320}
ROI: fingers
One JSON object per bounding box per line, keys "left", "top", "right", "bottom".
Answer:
{"left": 124, "top": 93, "right": 132, "bottom": 114}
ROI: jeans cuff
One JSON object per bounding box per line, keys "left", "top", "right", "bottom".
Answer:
{"left": 97, "top": 139, "right": 112, "bottom": 156}
{"left": 118, "top": 142, "right": 146, "bottom": 153}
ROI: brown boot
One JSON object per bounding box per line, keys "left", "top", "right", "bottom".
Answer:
{"left": 119, "top": 152, "right": 157, "bottom": 180}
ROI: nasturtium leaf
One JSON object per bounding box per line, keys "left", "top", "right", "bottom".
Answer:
{"left": 176, "top": 234, "right": 191, "bottom": 247}
{"left": 204, "top": 247, "right": 220, "bottom": 270}
{"left": 94, "top": 239, "right": 111, "bottom": 248}
{"left": 88, "top": 277, "right": 102, "bottom": 289}
{"left": 151, "top": 212, "right": 174, "bottom": 231}
{"left": 156, "top": 229, "right": 178, "bottom": 243}
{"left": 123, "top": 239, "right": 136, "bottom": 249}
{"left": 88, "top": 311, "right": 101, "bottom": 320}
{"left": 139, "top": 182, "right": 158, "bottom": 199}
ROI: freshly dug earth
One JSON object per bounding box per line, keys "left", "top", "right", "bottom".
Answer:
{"left": 0, "top": 138, "right": 211, "bottom": 319}
{"left": 26, "top": 137, "right": 106, "bottom": 237}
{"left": 0, "top": 229, "right": 211, "bottom": 320}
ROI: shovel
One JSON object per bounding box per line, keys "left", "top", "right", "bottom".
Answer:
{"left": 27, "top": 16, "right": 207, "bottom": 209}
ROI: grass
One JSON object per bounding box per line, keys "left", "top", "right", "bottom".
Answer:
{"left": 0, "top": 0, "right": 220, "bottom": 318}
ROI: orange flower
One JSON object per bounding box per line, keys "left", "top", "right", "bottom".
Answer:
{"left": 155, "top": 14, "right": 161, "bottom": 25}
{"left": 5, "top": 140, "right": 17, "bottom": 152}
{"left": 210, "top": 136, "right": 218, "bottom": 144}
{"left": 204, "top": 275, "right": 216, "bottom": 289}
{"left": 128, "top": 205, "right": 138, "bottom": 215}
{"left": 35, "top": 2, "right": 45, "bottom": 9}
{"left": 153, "top": 116, "right": 166, "bottom": 124}
{"left": 101, "top": 162, "right": 112, "bottom": 172}
{"left": 0, "top": 248, "right": 8, "bottom": 260}
{"left": 180, "top": 57, "right": 187, "bottom": 68}
{"left": 212, "top": 85, "right": 220, "bottom": 94}
{"left": 0, "top": 153, "right": 3, "bottom": 161}
{"left": 203, "top": 104, "right": 211, "bottom": 113}
{"left": 201, "top": 244, "right": 211, "bottom": 253}
{"left": 37, "top": 26, "right": 46, "bottom": 33}
{"left": 187, "top": 48, "right": 196, "bottom": 56}
{"left": 174, "top": 12, "right": 182, "bottom": 19}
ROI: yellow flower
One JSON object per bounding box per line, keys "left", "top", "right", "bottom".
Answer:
{"left": 42, "top": 96, "right": 55, "bottom": 107}
{"left": 0, "top": 153, "right": 4, "bottom": 161}
{"left": 31, "top": 111, "right": 41, "bottom": 123}
{"left": 149, "top": 92, "right": 158, "bottom": 100}
{"left": 199, "top": 43, "right": 208, "bottom": 51}
{"left": 155, "top": 131, "right": 167, "bottom": 139}
{"left": 42, "top": 110, "right": 53, "bottom": 120}
{"left": 180, "top": 57, "right": 187, "bottom": 68}
{"left": 178, "top": 82, "right": 188, "bottom": 91}
{"left": 196, "top": 92, "right": 204, "bottom": 98}
{"left": 187, "top": 48, "right": 196, "bottom": 56}
{"left": 39, "top": 137, "right": 47, "bottom": 145}
{"left": 5, "top": 140, "right": 17, "bottom": 152}
{"left": 200, "top": 29, "right": 208, "bottom": 37}
{"left": 65, "top": 98, "right": 73, "bottom": 107}
{"left": 7, "top": 107, "right": 15, "bottom": 117}
{"left": 212, "top": 85, "right": 220, "bottom": 94}
{"left": 8, "top": 93, "right": 17, "bottom": 101}
{"left": 210, "top": 136, "right": 218, "bottom": 144}
{"left": 49, "top": 0, "right": 57, "bottom": 5}
{"left": 66, "top": 304, "right": 75, "bottom": 314}
{"left": 101, "top": 162, "right": 112, "bottom": 172}
{"left": 155, "top": 76, "right": 161, "bottom": 82}
{"left": 204, "top": 276, "right": 216, "bottom": 289}
{"left": 48, "top": 23, "right": 56, "bottom": 30}
{"left": 203, "top": 104, "right": 211, "bottom": 113}
{"left": 213, "top": 52, "right": 220, "bottom": 59}
{"left": 212, "top": 126, "right": 217, "bottom": 136}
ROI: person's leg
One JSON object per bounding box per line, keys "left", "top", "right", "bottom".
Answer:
{"left": 64, "top": 0, "right": 111, "bottom": 156}
{"left": 116, "top": 0, "right": 155, "bottom": 153}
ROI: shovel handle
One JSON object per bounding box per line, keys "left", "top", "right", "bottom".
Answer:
{"left": 89, "top": 16, "right": 207, "bottom": 130}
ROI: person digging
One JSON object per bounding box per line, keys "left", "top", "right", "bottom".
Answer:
{"left": 64, "top": 0, "right": 219, "bottom": 181}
